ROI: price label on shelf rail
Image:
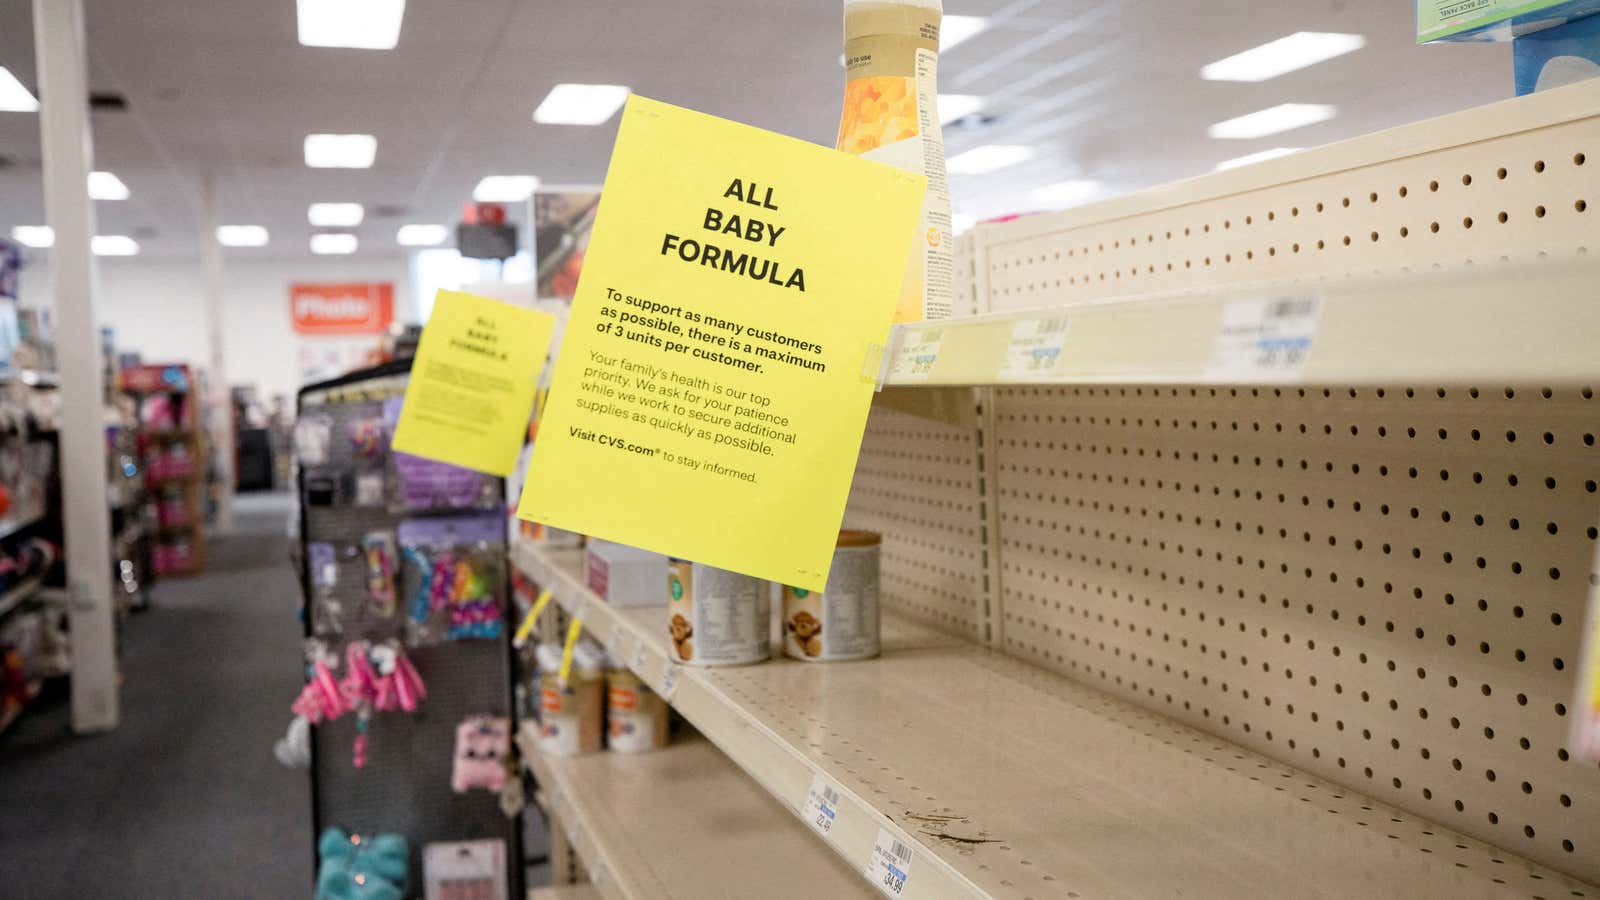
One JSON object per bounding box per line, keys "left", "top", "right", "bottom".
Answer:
{"left": 801, "top": 773, "right": 842, "bottom": 839}
{"left": 865, "top": 827, "right": 915, "bottom": 898}
{"left": 997, "top": 315, "right": 1070, "bottom": 380}
{"left": 1206, "top": 295, "right": 1322, "bottom": 382}
{"left": 517, "top": 95, "right": 925, "bottom": 591}
{"left": 391, "top": 290, "right": 556, "bottom": 476}
{"left": 887, "top": 326, "right": 943, "bottom": 383}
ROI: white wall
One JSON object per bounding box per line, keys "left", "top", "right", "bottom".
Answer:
{"left": 18, "top": 254, "right": 415, "bottom": 403}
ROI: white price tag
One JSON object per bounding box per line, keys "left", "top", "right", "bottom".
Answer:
{"left": 630, "top": 635, "right": 650, "bottom": 673}
{"left": 865, "top": 827, "right": 915, "bottom": 898}
{"left": 591, "top": 858, "right": 608, "bottom": 886}
{"left": 1207, "top": 295, "right": 1322, "bottom": 381}
{"left": 997, "top": 315, "right": 1069, "bottom": 380}
{"left": 888, "top": 327, "right": 943, "bottom": 383}
{"left": 659, "top": 663, "right": 681, "bottom": 701}
{"left": 801, "top": 773, "right": 842, "bottom": 839}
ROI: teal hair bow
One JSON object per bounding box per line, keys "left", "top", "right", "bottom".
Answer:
{"left": 315, "top": 827, "right": 409, "bottom": 900}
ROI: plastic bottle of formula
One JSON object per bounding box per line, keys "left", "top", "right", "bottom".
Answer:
{"left": 837, "top": 0, "right": 954, "bottom": 323}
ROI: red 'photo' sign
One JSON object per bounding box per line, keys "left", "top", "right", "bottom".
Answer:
{"left": 290, "top": 282, "right": 394, "bottom": 335}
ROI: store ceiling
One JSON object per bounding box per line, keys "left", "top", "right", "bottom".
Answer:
{"left": 0, "top": 0, "right": 1511, "bottom": 260}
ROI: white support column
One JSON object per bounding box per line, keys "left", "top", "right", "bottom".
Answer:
{"left": 200, "top": 175, "right": 233, "bottom": 530}
{"left": 33, "top": 0, "right": 118, "bottom": 732}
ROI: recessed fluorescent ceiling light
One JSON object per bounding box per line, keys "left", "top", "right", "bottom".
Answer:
{"left": 396, "top": 224, "right": 448, "bottom": 246}
{"left": 938, "top": 94, "right": 983, "bottom": 124}
{"left": 1208, "top": 103, "right": 1335, "bottom": 140}
{"left": 216, "top": 225, "right": 270, "bottom": 247}
{"left": 310, "top": 233, "right": 358, "bottom": 255}
{"left": 533, "top": 83, "right": 631, "bottom": 125}
{"left": 473, "top": 175, "right": 540, "bottom": 202}
{"left": 92, "top": 235, "right": 139, "bottom": 256}
{"left": 308, "top": 202, "right": 364, "bottom": 227}
{"left": 304, "top": 133, "right": 377, "bottom": 168}
{"left": 10, "top": 226, "right": 53, "bottom": 248}
{"left": 1215, "top": 147, "right": 1302, "bottom": 171}
{"left": 941, "top": 15, "right": 988, "bottom": 51}
{"left": 947, "top": 144, "right": 1033, "bottom": 176}
{"left": 0, "top": 67, "right": 39, "bottom": 112}
{"left": 88, "top": 171, "right": 130, "bottom": 200}
{"left": 297, "top": 0, "right": 405, "bottom": 49}
{"left": 1201, "top": 32, "right": 1366, "bottom": 82}
{"left": 1032, "top": 179, "right": 1100, "bottom": 208}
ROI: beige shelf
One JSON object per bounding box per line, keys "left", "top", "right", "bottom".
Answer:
{"left": 529, "top": 885, "right": 602, "bottom": 900}
{"left": 880, "top": 257, "right": 1599, "bottom": 387}
{"left": 513, "top": 537, "right": 1597, "bottom": 899}
{"left": 519, "top": 726, "right": 876, "bottom": 900}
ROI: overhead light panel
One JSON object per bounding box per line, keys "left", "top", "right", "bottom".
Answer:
{"left": 1032, "top": 179, "right": 1100, "bottom": 208}
{"left": 297, "top": 0, "right": 405, "bottom": 49}
{"left": 1201, "top": 32, "right": 1366, "bottom": 82}
{"left": 397, "top": 224, "right": 448, "bottom": 246}
{"left": 941, "top": 15, "right": 988, "bottom": 51}
{"left": 88, "top": 171, "right": 130, "bottom": 200}
{"left": 947, "top": 144, "right": 1033, "bottom": 176}
{"left": 304, "top": 133, "right": 377, "bottom": 168}
{"left": 938, "top": 94, "right": 983, "bottom": 125}
{"left": 473, "top": 175, "right": 540, "bottom": 202}
{"left": 310, "top": 233, "right": 358, "bottom": 255}
{"left": 308, "top": 202, "right": 364, "bottom": 227}
{"left": 216, "top": 225, "right": 270, "bottom": 247}
{"left": 10, "top": 226, "right": 54, "bottom": 248}
{"left": 1208, "top": 103, "right": 1335, "bottom": 140}
{"left": 533, "top": 84, "right": 631, "bottom": 125}
{"left": 92, "top": 235, "right": 139, "bottom": 256}
{"left": 1216, "top": 147, "right": 1302, "bottom": 171}
{"left": 0, "top": 67, "right": 39, "bottom": 112}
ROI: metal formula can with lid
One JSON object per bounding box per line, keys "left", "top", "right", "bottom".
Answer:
{"left": 605, "top": 668, "right": 669, "bottom": 753}
{"left": 667, "top": 558, "right": 770, "bottom": 667}
{"left": 782, "top": 530, "right": 881, "bottom": 661}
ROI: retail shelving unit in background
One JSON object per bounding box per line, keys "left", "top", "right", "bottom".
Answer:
{"left": 517, "top": 79, "right": 1600, "bottom": 899}
{"left": 119, "top": 364, "right": 205, "bottom": 577}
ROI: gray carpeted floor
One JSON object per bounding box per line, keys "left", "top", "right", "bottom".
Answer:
{"left": 0, "top": 492, "right": 312, "bottom": 898}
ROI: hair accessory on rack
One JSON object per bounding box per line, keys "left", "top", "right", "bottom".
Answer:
{"left": 363, "top": 531, "right": 397, "bottom": 617}
{"left": 450, "top": 717, "right": 510, "bottom": 793}
{"left": 316, "top": 828, "right": 409, "bottom": 900}
{"left": 402, "top": 546, "right": 432, "bottom": 623}
{"left": 348, "top": 417, "right": 384, "bottom": 458}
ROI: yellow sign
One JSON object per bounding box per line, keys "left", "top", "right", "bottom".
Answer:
{"left": 391, "top": 290, "right": 556, "bottom": 476}
{"left": 517, "top": 95, "right": 924, "bottom": 590}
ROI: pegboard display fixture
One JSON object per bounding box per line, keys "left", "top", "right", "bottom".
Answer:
{"left": 857, "top": 80, "right": 1600, "bottom": 892}
{"left": 517, "top": 725, "right": 875, "bottom": 900}
{"left": 296, "top": 363, "right": 521, "bottom": 896}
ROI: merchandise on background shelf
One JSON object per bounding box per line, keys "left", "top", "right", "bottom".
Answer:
{"left": 364, "top": 531, "right": 397, "bottom": 618}
{"left": 535, "top": 642, "right": 602, "bottom": 756}
{"left": 155, "top": 487, "right": 188, "bottom": 529}
{"left": 450, "top": 716, "right": 511, "bottom": 793}
{"left": 517, "top": 519, "right": 583, "bottom": 548}
{"left": 605, "top": 665, "right": 669, "bottom": 753}
{"left": 397, "top": 514, "right": 506, "bottom": 645}
{"left": 382, "top": 397, "right": 498, "bottom": 512}
{"left": 316, "top": 827, "right": 409, "bottom": 900}
{"left": 837, "top": 0, "right": 953, "bottom": 323}
{"left": 146, "top": 444, "right": 193, "bottom": 481}
{"left": 584, "top": 539, "right": 667, "bottom": 608}
{"left": 667, "top": 559, "right": 770, "bottom": 666}
{"left": 783, "top": 530, "right": 882, "bottom": 661}
{"left": 151, "top": 538, "right": 194, "bottom": 575}
{"left": 423, "top": 839, "right": 508, "bottom": 900}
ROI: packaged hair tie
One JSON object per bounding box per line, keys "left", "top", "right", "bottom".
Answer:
{"left": 398, "top": 514, "right": 505, "bottom": 646}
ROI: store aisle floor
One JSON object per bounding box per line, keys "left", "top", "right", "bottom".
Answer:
{"left": 0, "top": 493, "right": 311, "bottom": 897}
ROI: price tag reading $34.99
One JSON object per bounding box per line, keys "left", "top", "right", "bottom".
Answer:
{"left": 865, "top": 827, "right": 915, "bottom": 898}
{"left": 801, "top": 773, "right": 842, "bottom": 839}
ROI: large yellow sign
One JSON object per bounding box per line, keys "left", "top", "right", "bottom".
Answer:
{"left": 517, "top": 95, "right": 924, "bottom": 591}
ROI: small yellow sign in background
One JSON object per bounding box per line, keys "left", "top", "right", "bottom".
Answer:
{"left": 517, "top": 95, "right": 924, "bottom": 591}
{"left": 392, "top": 290, "right": 556, "bottom": 477}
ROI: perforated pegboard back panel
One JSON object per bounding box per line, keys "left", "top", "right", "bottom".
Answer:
{"left": 844, "top": 401, "right": 988, "bottom": 642}
{"left": 976, "top": 79, "right": 1598, "bottom": 312}
{"left": 298, "top": 374, "right": 520, "bottom": 894}
{"left": 992, "top": 382, "right": 1600, "bottom": 884}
